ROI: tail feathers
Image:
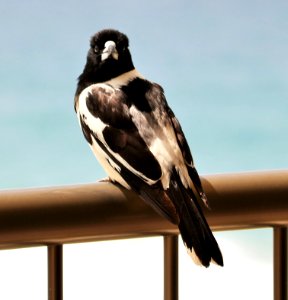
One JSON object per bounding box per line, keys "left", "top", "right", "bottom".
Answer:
{"left": 178, "top": 201, "right": 223, "bottom": 267}
{"left": 112, "top": 152, "right": 223, "bottom": 266}
{"left": 167, "top": 172, "right": 223, "bottom": 267}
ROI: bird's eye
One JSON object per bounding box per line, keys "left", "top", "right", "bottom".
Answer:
{"left": 94, "top": 46, "right": 100, "bottom": 54}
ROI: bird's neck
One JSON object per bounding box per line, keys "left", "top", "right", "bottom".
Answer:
{"left": 105, "top": 69, "right": 144, "bottom": 88}
{"left": 76, "top": 62, "right": 136, "bottom": 96}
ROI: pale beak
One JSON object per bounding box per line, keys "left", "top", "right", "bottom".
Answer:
{"left": 101, "top": 40, "right": 119, "bottom": 61}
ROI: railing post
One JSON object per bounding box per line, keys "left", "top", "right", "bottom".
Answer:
{"left": 48, "top": 245, "right": 63, "bottom": 300}
{"left": 274, "top": 227, "right": 288, "bottom": 300}
{"left": 164, "top": 235, "right": 178, "bottom": 300}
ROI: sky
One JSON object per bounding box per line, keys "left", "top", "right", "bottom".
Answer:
{"left": 0, "top": 0, "right": 287, "bottom": 299}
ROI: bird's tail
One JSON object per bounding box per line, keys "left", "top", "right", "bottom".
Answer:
{"left": 114, "top": 158, "right": 223, "bottom": 267}
{"left": 166, "top": 170, "right": 223, "bottom": 267}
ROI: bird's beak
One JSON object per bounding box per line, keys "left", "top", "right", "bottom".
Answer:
{"left": 101, "top": 41, "right": 119, "bottom": 61}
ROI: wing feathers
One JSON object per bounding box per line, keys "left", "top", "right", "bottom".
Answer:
{"left": 167, "top": 106, "right": 209, "bottom": 206}
{"left": 86, "top": 85, "right": 133, "bottom": 129}
{"left": 102, "top": 126, "right": 162, "bottom": 181}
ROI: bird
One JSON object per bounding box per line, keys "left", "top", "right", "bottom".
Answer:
{"left": 74, "top": 29, "right": 223, "bottom": 267}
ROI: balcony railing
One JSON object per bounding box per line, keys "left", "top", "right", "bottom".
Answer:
{"left": 0, "top": 170, "right": 287, "bottom": 300}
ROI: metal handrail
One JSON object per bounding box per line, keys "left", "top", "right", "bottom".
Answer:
{"left": 0, "top": 170, "right": 287, "bottom": 248}
{"left": 0, "top": 170, "right": 287, "bottom": 300}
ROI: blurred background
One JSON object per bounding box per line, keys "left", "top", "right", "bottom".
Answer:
{"left": 0, "top": 0, "right": 287, "bottom": 299}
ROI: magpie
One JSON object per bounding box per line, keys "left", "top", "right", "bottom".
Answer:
{"left": 74, "top": 29, "right": 223, "bottom": 267}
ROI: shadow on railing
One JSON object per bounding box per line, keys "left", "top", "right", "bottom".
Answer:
{"left": 0, "top": 171, "right": 287, "bottom": 300}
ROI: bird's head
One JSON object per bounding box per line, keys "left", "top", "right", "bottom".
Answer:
{"left": 79, "top": 29, "right": 135, "bottom": 84}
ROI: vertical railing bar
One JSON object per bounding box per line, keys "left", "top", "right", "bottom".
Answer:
{"left": 164, "top": 235, "right": 179, "bottom": 300}
{"left": 48, "top": 245, "right": 63, "bottom": 300}
{"left": 273, "top": 227, "right": 288, "bottom": 300}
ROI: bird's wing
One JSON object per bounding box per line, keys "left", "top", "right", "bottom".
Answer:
{"left": 122, "top": 79, "right": 221, "bottom": 265}
{"left": 166, "top": 107, "right": 209, "bottom": 207}
{"left": 77, "top": 82, "right": 179, "bottom": 223}
{"left": 122, "top": 78, "right": 209, "bottom": 206}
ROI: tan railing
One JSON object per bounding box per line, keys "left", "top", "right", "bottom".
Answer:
{"left": 0, "top": 170, "right": 287, "bottom": 300}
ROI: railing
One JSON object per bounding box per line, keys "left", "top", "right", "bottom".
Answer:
{"left": 0, "top": 170, "right": 287, "bottom": 300}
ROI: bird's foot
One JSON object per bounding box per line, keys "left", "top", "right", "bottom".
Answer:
{"left": 98, "top": 177, "right": 112, "bottom": 183}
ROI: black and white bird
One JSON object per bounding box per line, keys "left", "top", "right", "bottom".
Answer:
{"left": 74, "top": 29, "right": 223, "bottom": 267}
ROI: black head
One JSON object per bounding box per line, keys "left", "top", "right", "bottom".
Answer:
{"left": 78, "top": 29, "right": 135, "bottom": 88}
